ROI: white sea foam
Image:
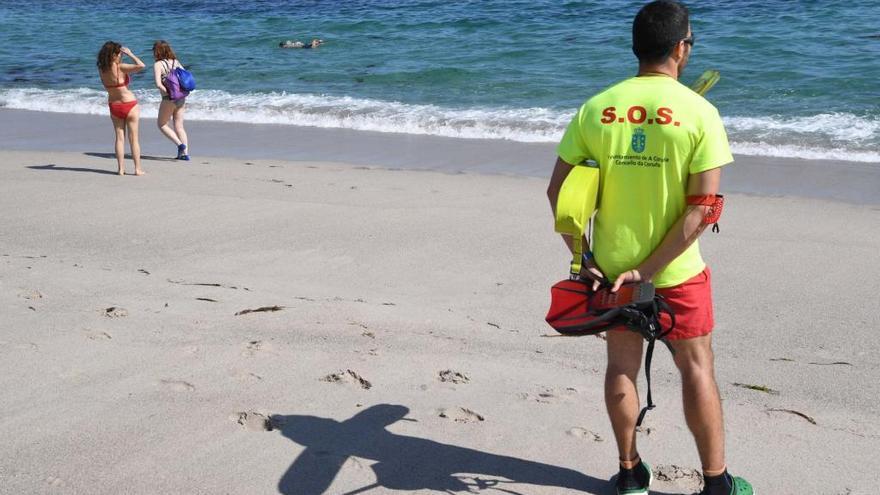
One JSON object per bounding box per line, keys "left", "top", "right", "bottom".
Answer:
{"left": 725, "top": 114, "right": 880, "bottom": 142}
{"left": 0, "top": 87, "right": 567, "bottom": 142}
{"left": 1, "top": 87, "right": 878, "bottom": 163}
{"left": 729, "top": 142, "right": 880, "bottom": 163}
{"left": 723, "top": 114, "right": 880, "bottom": 163}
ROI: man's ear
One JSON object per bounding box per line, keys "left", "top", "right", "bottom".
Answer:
{"left": 670, "top": 40, "right": 685, "bottom": 63}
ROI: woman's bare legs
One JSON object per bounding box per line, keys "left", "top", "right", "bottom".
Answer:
{"left": 111, "top": 114, "right": 126, "bottom": 175}
{"left": 126, "top": 104, "right": 143, "bottom": 175}
{"left": 173, "top": 103, "right": 188, "bottom": 155}
{"left": 157, "top": 99, "right": 182, "bottom": 147}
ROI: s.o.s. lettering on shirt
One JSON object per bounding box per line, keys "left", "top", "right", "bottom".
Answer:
{"left": 600, "top": 106, "right": 681, "bottom": 127}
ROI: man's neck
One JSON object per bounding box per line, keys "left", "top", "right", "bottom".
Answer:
{"left": 637, "top": 62, "right": 679, "bottom": 79}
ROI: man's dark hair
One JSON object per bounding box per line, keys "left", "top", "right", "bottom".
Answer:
{"left": 632, "top": 0, "right": 690, "bottom": 64}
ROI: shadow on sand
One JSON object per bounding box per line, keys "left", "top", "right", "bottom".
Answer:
{"left": 27, "top": 163, "right": 119, "bottom": 175}
{"left": 271, "top": 404, "right": 683, "bottom": 495}
{"left": 83, "top": 151, "right": 177, "bottom": 162}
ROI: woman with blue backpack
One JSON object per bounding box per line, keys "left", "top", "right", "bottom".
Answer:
{"left": 152, "top": 40, "right": 193, "bottom": 161}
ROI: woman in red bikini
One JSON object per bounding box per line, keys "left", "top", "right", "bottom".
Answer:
{"left": 97, "top": 41, "right": 146, "bottom": 175}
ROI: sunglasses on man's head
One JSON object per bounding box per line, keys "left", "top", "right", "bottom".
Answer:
{"left": 682, "top": 34, "right": 695, "bottom": 46}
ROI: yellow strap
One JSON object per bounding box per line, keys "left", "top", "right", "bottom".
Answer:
{"left": 570, "top": 235, "right": 583, "bottom": 277}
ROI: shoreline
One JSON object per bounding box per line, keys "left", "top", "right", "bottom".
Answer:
{"left": 3, "top": 108, "right": 879, "bottom": 205}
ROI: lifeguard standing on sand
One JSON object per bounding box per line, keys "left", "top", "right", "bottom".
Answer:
{"left": 546, "top": 2, "right": 753, "bottom": 494}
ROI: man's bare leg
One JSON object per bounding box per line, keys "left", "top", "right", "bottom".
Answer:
{"left": 669, "top": 334, "right": 726, "bottom": 473}
{"left": 605, "top": 330, "right": 645, "bottom": 467}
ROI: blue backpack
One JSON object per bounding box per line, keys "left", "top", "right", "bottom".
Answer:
{"left": 175, "top": 66, "right": 196, "bottom": 92}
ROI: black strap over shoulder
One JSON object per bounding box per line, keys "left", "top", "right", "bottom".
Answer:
{"left": 162, "top": 59, "right": 176, "bottom": 79}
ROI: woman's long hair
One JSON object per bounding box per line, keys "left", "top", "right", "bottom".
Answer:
{"left": 96, "top": 41, "right": 121, "bottom": 72}
{"left": 152, "top": 40, "right": 177, "bottom": 61}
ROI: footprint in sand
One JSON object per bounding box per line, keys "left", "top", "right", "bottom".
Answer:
{"left": 84, "top": 330, "right": 112, "bottom": 341}
{"left": 229, "top": 368, "right": 263, "bottom": 382}
{"left": 518, "top": 386, "right": 579, "bottom": 404}
{"left": 103, "top": 307, "right": 128, "bottom": 318}
{"left": 567, "top": 427, "right": 604, "bottom": 442}
{"left": 320, "top": 369, "right": 372, "bottom": 390}
{"left": 242, "top": 340, "right": 272, "bottom": 357}
{"left": 46, "top": 476, "right": 65, "bottom": 487}
{"left": 354, "top": 348, "right": 379, "bottom": 356}
{"left": 654, "top": 464, "right": 702, "bottom": 490}
{"left": 438, "top": 407, "right": 485, "bottom": 423}
{"left": 18, "top": 289, "right": 43, "bottom": 300}
{"left": 159, "top": 379, "right": 195, "bottom": 392}
{"left": 348, "top": 321, "right": 376, "bottom": 338}
{"left": 438, "top": 370, "right": 470, "bottom": 384}
{"left": 231, "top": 411, "right": 275, "bottom": 431}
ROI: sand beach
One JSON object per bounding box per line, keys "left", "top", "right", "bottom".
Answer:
{"left": 1, "top": 108, "right": 879, "bottom": 494}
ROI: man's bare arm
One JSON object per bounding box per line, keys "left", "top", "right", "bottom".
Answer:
{"left": 611, "top": 166, "right": 722, "bottom": 290}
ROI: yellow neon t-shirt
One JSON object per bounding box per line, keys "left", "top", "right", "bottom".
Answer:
{"left": 557, "top": 75, "right": 733, "bottom": 288}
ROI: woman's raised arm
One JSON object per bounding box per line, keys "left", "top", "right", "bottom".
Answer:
{"left": 119, "top": 46, "right": 145, "bottom": 73}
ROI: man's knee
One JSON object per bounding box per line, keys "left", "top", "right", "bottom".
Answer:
{"left": 606, "top": 331, "right": 644, "bottom": 379}
{"left": 671, "top": 336, "right": 716, "bottom": 379}
{"left": 606, "top": 357, "right": 641, "bottom": 380}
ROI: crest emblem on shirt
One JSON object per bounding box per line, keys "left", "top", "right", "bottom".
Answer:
{"left": 631, "top": 128, "right": 646, "bottom": 153}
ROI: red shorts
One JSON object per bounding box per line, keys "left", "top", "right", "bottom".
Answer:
{"left": 613, "top": 267, "right": 714, "bottom": 340}
{"left": 656, "top": 267, "right": 714, "bottom": 340}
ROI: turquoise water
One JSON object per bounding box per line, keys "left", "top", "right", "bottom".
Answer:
{"left": 1, "top": 0, "right": 879, "bottom": 161}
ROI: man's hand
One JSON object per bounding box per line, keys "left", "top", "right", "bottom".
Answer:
{"left": 579, "top": 258, "right": 607, "bottom": 291}
{"left": 611, "top": 269, "right": 644, "bottom": 292}
{"left": 618, "top": 167, "right": 722, "bottom": 289}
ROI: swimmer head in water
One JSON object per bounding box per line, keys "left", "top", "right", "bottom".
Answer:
{"left": 279, "top": 39, "right": 324, "bottom": 49}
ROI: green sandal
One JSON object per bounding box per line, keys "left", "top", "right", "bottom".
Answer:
{"left": 697, "top": 474, "right": 754, "bottom": 495}
{"left": 616, "top": 460, "right": 652, "bottom": 495}
{"left": 730, "top": 476, "right": 754, "bottom": 494}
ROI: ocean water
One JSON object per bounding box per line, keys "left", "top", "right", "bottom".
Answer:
{"left": 1, "top": 0, "right": 878, "bottom": 163}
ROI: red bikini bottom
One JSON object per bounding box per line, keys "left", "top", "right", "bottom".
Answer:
{"left": 109, "top": 100, "right": 138, "bottom": 119}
